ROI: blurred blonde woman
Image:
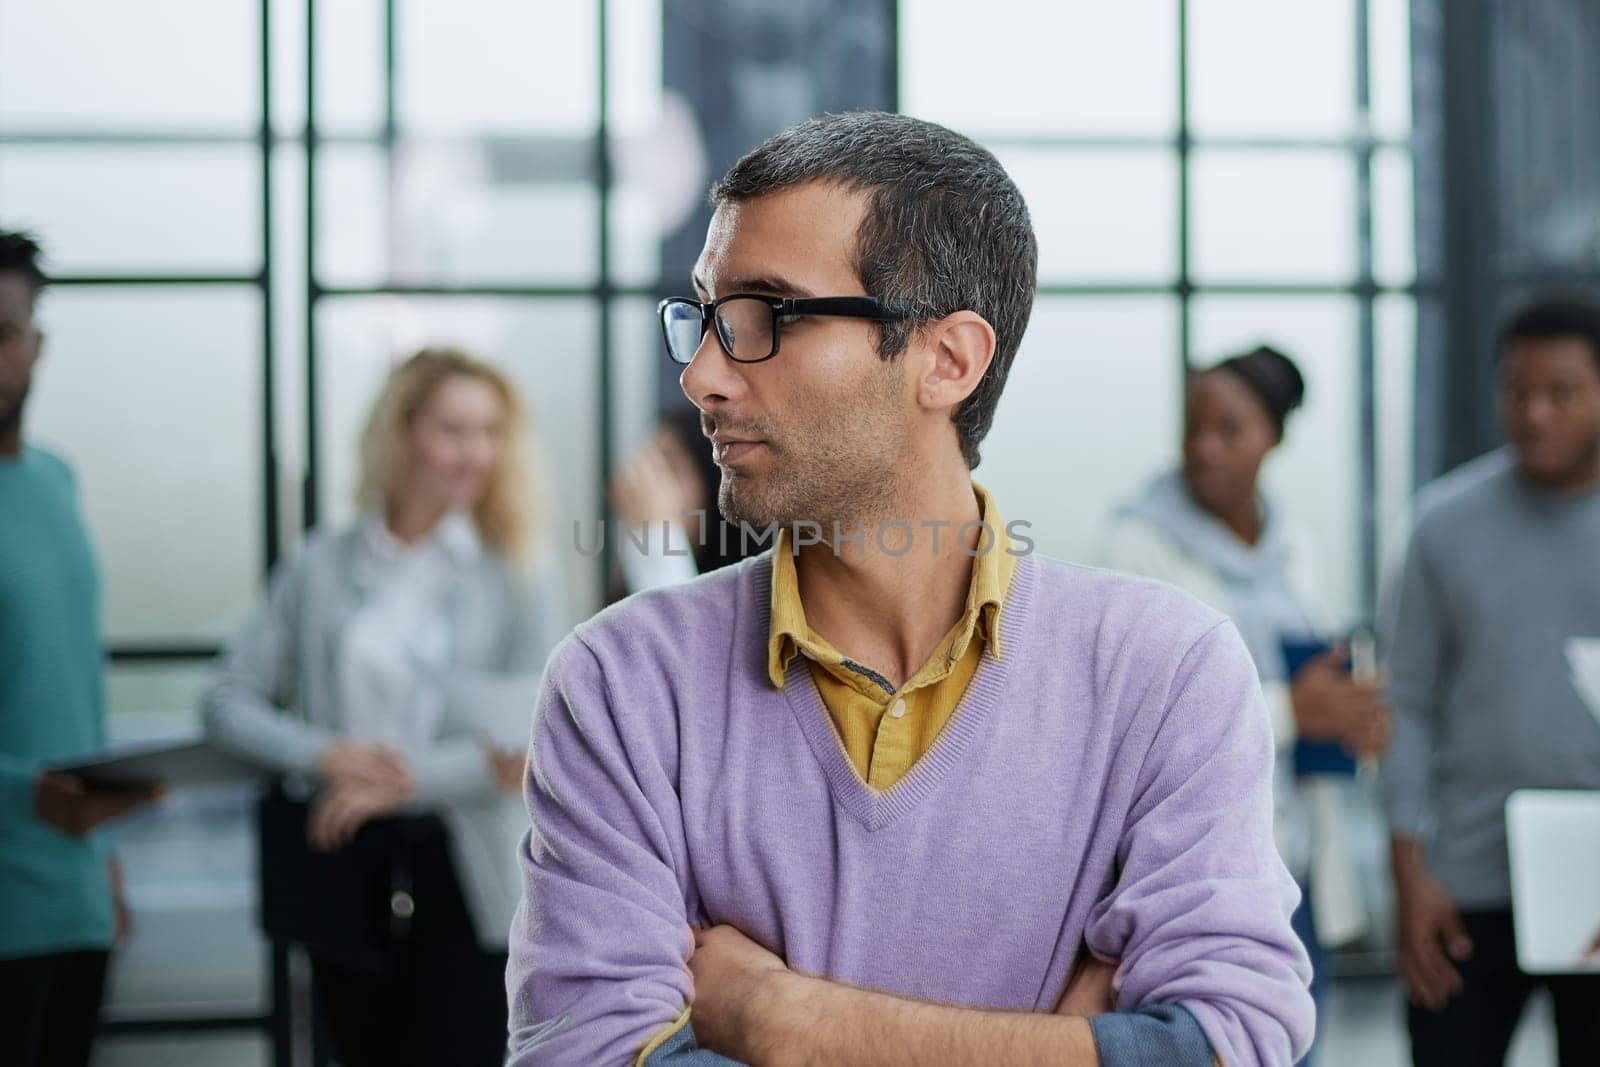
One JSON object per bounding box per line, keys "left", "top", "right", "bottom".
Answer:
{"left": 204, "top": 348, "right": 565, "bottom": 1066}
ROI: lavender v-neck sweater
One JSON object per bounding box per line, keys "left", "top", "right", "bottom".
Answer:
{"left": 508, "top": 552, "right": 1313, "bottom": 1065}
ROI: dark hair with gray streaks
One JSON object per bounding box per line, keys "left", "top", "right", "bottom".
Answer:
{"left": 710, "top": 111, "right": 1038, "bottom": 469}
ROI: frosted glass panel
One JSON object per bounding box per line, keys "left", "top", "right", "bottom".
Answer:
{"left": 315, "top": 298, "right": 600, "bottom": 626}
{"left": 25, "top": 288, "right": 262, "bottom": 642}
{"left": 998, "top": 149, "right": 1178, "bottom": 283}
{"left": 607, "top": 0, "right": 663, "bottom": 135}
{"left": 900, "top": 0, "right": 1177, "bottom": 136}
{"left": 605, "top": 0, "right": 668, "bottom": 286}
{"left": 316, "top": 145, "right": 597, "bottom": 286}
{"left": 317, "top": 0, "right": 385, "bottom": 134}
{"left": 611, "top": 298, "right": 665, "bottom": 469}
{"left": 1192, "top": 297, "right": 1360, "bottom": 622}
{"left": 1376, "top": 295, "right": 1416, "bottom": 583}
{"left": 1189, "top": 0, "right": 1354, "bottom": 137}
{"left": 0, "top": 0, "right": 255, "bottom": 130}
{"left": 108, "top": 663, "right": 214, "bottom": 719}
{"left": 1192, "top": 150, "right": 1356, "bottom": 283}
{"left": 0, "top": 147, "right": 259, "bottom": 274}
{"left": 398, "top": 0, "right": 597, "bottom": 136}
{"left": 977, "top": 298, "right": 1180, "bottom": 567}
{"left": 1373, "top": 148, "right": 1416, "bottom": 286}
{"left": 1370, "top": 0, "right": 1414, "bottom": 140}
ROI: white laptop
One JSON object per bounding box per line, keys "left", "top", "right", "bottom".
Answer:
{"left": 1505, "top": 789, "right": 1600, "bottom": 975}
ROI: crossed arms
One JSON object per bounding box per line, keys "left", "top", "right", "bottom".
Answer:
{"left": 507, "top": 624, "right": 1313, "bottom": 1066}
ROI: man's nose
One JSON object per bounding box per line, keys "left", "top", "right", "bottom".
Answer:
{"left": 679, "top": 328, "right": 745, "bottom": 411}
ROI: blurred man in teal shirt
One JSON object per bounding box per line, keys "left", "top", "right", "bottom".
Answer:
{"left": 0, "top": 230, "right": 161, "bottom": 1067}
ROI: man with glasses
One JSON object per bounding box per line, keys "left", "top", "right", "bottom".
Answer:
{"left": 507, "top": 113, "right": 1313, "bottom": 1066}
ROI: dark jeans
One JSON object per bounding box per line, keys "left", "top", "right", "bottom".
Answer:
{"left": 307, "top": 814, "right": 509, "bottom": 1067}
{"left": 0, "top": 949, "right": 111, "bottom": 1067}
{"left": 1407, "top": 909, "right": 1600, "bottom": 1067}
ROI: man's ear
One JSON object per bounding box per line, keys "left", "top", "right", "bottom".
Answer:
{"left": 914, "top": 311, "right": 995, "bottom": 413}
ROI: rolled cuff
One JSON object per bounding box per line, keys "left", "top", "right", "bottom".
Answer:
{"left": 1089, "top": 1003, "right": 1215, "bottom": 1067}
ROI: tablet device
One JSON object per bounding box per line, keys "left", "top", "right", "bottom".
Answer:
{"left": 1506, "top": 789, "right": 1600, "bottom": 975}
{"left": 46, "top": 739, "right": 264, "bottom": 790}
{"left": 1281, "top": 637, "right": 1359, "bottom": 778}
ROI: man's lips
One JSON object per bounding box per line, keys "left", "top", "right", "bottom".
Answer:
{"left": 712, "top": 438, "right": 766, "bottom": 464}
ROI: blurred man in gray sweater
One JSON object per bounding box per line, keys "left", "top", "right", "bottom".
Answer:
{"left": 1383, "top": 292, "right": 1600, "bottom": 1066}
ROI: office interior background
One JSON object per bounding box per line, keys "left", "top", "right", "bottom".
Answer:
{"left": 1, "top": 0, "right": 1595, "bottom": 1063}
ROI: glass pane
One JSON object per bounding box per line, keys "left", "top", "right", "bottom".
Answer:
{"left": 269, "top": 145, "right": 309, "bottom": 547}
{"left": 1375, "top": 294, "right": 1416, "bottom": 583}
{"left": 25, "top": 288, "right": 263, "bottom": 642}
{"left": 1191, "top": 150, "right": 1356, "bottom": 283}
{"left": 103, "top": 676, "right": 266, "bottom": 1028}
{"left": 398, "top": 0, "right": 597, "bottom": 136}
{"left": 610, "top": 298, "right": 665, "bottom": 472}
{"left": 318, "top": 0, "right": 385, "bottom": 135}
{"left": 270, "top": 0, "right": 394, "bottom": 137}
{"left": 0, "top": 0, "right": 256, "bottom": 131}
{"left": 1191, "top": 297, "right": 1361, "bottom": 622}
{"left": 607, "top": 0, "right": 663, "bottom": 136}
{"left": 977, "top": 297, "right": 1180, "bottom": 565}
{"left": 1189, "top": 0, "right": 1354, "bottom": 138}
{"left": 604, "top": 0, "right": 669, "bottom": 286}
{"left": 314, "top": 297, "right": 601, "bottom": 626}
{"left": 899, "top": 0, "right": 1177, "bottom": 136}
{"left": 105, "top": 784, "right": 268, "bottom": 1022}
{"left": 998, "top": 148, "right": 1177, "bottom": 283}
{"left": 107, "top": 662, "right": 214, "bottom": 720}
{"left": 1373, "top": 148, "right": 1415, "bottom": 286}
{"left": 0, "top": 146, "right": 260, "bottom": 274}
{"left": 96, "top": 1035, "right": 269, "bottom": 1065}
{"left": 316, "top": 144, "right": 597, "bottom": 286}
{"left": 1369, "top": 0, "right": 1414, "bottom": 140}
{"left": 609, "top": 182, "right": 665, "bottom": 288}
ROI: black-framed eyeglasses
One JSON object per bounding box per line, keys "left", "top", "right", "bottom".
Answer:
{"left": 657, "top": 294, "right": 911, "bottom": 366}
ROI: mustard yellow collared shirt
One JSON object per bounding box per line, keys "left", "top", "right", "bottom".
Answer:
{"left": 766, "top": 483, "right": 1017, "bottom": 790}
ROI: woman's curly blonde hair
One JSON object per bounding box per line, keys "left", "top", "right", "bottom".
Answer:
{"left": 355, "top": 347, "right": 538, "bottom": 559}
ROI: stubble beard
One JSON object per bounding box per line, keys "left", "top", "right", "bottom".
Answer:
{"left": 716, "top": 364, "right": 912, "bottom": 540}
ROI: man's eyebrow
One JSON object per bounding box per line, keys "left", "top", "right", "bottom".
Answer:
{"left": 728, "top": 275, "right": 814, "bottom": 298}
{"left": 691, "top": 274, "right": 816, "bottom": 299}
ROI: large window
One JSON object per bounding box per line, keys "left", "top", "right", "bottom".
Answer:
{"left": 902, "top": 0, "right": 1421, "bottom": 623}
{"left": 2, "top": 0, "right": 1422, "bottom": 1047}
{"left": 0, "top": 0, "right": 659, "bottom": 1048}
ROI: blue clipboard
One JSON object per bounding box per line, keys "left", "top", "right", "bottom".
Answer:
{"left": 1281, "top": 637, "right": 1359, "bottom": 778}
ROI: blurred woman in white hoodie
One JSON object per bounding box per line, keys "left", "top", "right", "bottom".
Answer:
{"left": 205, "top": 348, "right": 564, "bottom": 1067}
{"left": 1099, "top": 345, "right": 1390, "bottom": 1066}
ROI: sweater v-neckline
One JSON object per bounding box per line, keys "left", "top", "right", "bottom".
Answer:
{"left": 758, "top": 552, "right": 1033, "bottom": 832}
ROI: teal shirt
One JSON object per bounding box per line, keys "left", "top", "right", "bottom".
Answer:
{"left": 0, "top": 445, "right": 114, "bottom": 958}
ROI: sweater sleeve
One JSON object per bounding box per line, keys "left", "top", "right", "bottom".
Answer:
{"left": 1085, "top": 620, "right": 1314, "bottom": 1067}
{"left": 202, "top": 553, "right": 334, "bottom": 775}
{"left": 1100, "top": 519, "right": 1298, "bottom": 755}
{"left": 507, "top": 634, "right": 730, "bottom": 1066}
{"left": 1379, "top": 527, "right": 1447, "bottom": 839}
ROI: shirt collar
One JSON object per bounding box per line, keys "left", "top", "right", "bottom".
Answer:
{"left": 362, "top": 508, "right": 483, "bottom": 566}
{"left": 766, "top": 482, "right": 1015, "bottom": 689}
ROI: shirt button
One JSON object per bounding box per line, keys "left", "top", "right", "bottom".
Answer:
{"left": 890, "top": 698, "right": 907, "bottom": 719}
